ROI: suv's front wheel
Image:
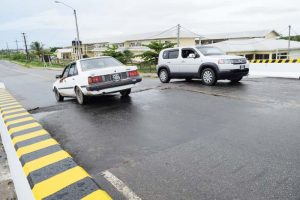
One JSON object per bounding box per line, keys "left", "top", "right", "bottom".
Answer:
{"left": 159, "top": 69, "right": 170, "bottom": 83}
{"left": 201, "top": 68, "right": 217, "bottom": 86}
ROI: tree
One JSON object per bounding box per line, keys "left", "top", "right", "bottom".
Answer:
{"left": 102, "top": 45, "right": 134, "bottom": 64}
{"left": 30, "top": 42, "right": 44, "bottom": 58}
{"left": 281, "top": 35, "right": 300, "bottom": 42}
{"left": 123, "top": 50, "right": 134, "bottom": 64}
{"left": 140, "top": 41, "right": 176, "bottom": 65}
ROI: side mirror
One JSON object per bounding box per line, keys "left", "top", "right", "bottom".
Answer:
{"left": 188, "top": 53, "right": 196, "bottom": 59}
{"left": 56, "top": 75, "right": 62, "bottom": 79}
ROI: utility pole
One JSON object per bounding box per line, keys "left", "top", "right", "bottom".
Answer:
{"left": 177, "top": 24, "right": 181, "bottom": 47}
{"left": 6, "top": 42, "right": 9, "bottom": 52}
{"left": 55, "top": 1, "right": 82, "bottom": 60}
{"left": 6, "top": 42, "right": 10, "bottom": 56}
{"left": 74, "top": 9, "right": 81, "bottom": 59}
{"left": 288, "top": 25, "right": 291, "bottom": 59}
{"left": 22, "top": 33, "right": 29, "bottom": 60}
{"left": 15, "top": 40, "right": 19, "bottom": 52}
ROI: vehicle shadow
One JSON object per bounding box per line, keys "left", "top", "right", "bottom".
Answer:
{"left": 171, "top": 79, "right": 246, "bottom": 88}
{"left": 70, "top": 94, "right": 133, "bottom": 107}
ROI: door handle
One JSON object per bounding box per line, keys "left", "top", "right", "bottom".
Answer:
{"left": 167, "top": 62, "right": 171, "bottom": 64}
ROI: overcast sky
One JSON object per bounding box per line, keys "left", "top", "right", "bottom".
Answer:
{"left": 0, "top": 0, "right": 299, "bottom": 49}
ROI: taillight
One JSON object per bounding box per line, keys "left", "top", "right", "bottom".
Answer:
{"left": 88, "top": 76, "right": 102, "bottom": 84}
{"left": 128, "top": 70, "right": 139, "bottom": 77}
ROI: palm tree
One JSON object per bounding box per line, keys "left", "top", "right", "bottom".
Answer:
{"left": 30, "top": 42, "right": 44, "bottom": 59}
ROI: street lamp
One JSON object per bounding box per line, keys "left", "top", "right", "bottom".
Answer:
{"left": 55, "top": 1, "right": 82, "bottom": 60}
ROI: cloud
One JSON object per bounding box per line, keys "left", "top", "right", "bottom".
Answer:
{"left": 0, "top": 0, "right": 300, "bottom": 48}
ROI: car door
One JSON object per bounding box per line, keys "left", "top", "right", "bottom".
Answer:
{"left": 180, "top": 48, "right": 201, "bottom": 74}
{"left": 57, "top": 65, "right": 70, "bottom": 96}
{"left": 164, "top": 49, "right": 180, "bottom": 73}
{"left": 63, "top": 63, "right": 78, "bottom": 97}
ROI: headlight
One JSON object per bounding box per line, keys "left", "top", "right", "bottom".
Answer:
{"left": 218, "top": 59, "right": 232, "bottom": 64}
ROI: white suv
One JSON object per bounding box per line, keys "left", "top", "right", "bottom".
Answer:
{"left": 157, "top": 46, "right": 249, "bottom": 85}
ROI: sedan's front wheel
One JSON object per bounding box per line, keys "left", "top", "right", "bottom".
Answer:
{"left": 54, "top": 88, "right": 64, "bottom": 102}
{"left": 75, "top": 87, "right": 86, "bottom": 105}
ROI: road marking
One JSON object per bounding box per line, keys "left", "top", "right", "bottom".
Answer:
{"left": 12, "top": 129, "right": 48, "bottom": 145}
{"left": 102, "top": 170, "right": 142, "bottom": 200}
{"left": 81, "top": 190, "right": 113, "bottom": 200}
{"left": 23, "top": 150, "right": 71, "bottom": 176}
{"left": 5, "top": 117, "right": 35, "bottom": 127}
{"left": 32, "top": 166, "right": 90, "bottom": 200}
{"left": 9, "top": 122, "right": 41, "bottom": 135}
{"left": 16, "top": 138, "right": 58, "bottom": 158}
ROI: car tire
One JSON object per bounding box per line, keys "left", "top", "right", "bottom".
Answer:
{"left": 75, "top": 87, "right": 86, "bottom": 105}
{"left": 159, "top": 69, "right": 170, "bottom": 83}
{"left": 230, "top": 76, "right": 243, "bottom": 83}
{"left": 54, "top": 88, "right": 64, "bottom": 102}
{"left": 120, "top": 89, "right": 131, "bottom": 97}
{"left": 201, "top": 68, "right": 217, "bottom": 86}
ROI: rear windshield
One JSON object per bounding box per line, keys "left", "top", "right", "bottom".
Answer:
{"left": 196, "top": 46, "right": 225, "bottom": 56}
{"left": 80, "top": 57, "right": 124, "bottom": 71}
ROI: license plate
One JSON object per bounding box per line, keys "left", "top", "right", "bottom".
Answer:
{"left": 112, "top": 73, "right": 121, "bottom": 82}
{"left": 240, "top": 65, "right": 245, "bottom": 70}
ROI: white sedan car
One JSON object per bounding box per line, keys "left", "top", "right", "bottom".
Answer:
{"left": 53, "top": 56, "right": 142, "bottom": 104}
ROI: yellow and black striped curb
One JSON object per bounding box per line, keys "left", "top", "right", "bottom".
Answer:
{"left": 0, "top": 89, "right": 112, "bottom": 200}
{"left": 250, "top": 59, "right": 300, "bottom": 64}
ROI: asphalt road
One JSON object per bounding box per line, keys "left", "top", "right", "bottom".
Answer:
{"left": 1, "top": 60, "right": 300, "bottom": 200}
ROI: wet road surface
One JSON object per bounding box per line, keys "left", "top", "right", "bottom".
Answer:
{"left": 1, "top": 60, "right": 300, "bottom": 200}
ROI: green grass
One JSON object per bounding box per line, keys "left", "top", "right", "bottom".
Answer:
{"left": 137, "top": 65, "right": 157, "bottom": 73}
{"left": 0, "top": 54, "right": 67, "bottom": 68}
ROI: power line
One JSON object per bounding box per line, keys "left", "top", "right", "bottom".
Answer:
{"left": 147, "top": 25, "right": 178, "bottom": 39}
{"left": 180, "top": 26, "right": 205, "bottom": 38}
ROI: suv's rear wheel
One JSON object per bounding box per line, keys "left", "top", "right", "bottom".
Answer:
{"left": 230, "top": 76, "right": 243, "bottom": 83}
{"left": 201, "top": 68, "right": 217, "bottom": 86}
{"left": 75, "top": 87, "right": 86, "bottom": 105}
{"left": 54, "top": 88, "right": 64, "bottom": 102}
{"left": 159, "top": 69, "right": 170, "bottom": 83}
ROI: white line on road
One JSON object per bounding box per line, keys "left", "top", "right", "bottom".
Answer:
{"left": 101, "top": 170, "right": 142, "bottom": 200}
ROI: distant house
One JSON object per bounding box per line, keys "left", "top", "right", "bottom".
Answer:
{"left": 81, "top": 29, "right": 201, "bottom": 58}
{"left": 65, "top": 28, "right": 298, "bottom": 61}
{"left": 200, "top": 30, "right": 280, "bottom": 45}
{"left": 206, "top": 38, "right": 300, "bottom": 60}
{"left": 55, "top": 48, "right": 72, "bottom": 59}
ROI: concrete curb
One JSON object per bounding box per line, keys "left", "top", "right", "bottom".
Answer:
{"left": 0, "top": 84, "right": 112, "bottom": 200}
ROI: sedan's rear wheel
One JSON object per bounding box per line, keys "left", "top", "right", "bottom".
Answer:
{"left": 75, "top": 87, "right": 86, "bottom": 105}
{"left": 120, "top": 89, "right": 131, "bottom": 97}
{"left": 54, "top": 88, "right": 64, "bottom": 102}
{"left": 159, "top": 69, "right": 170, "bottom": 83}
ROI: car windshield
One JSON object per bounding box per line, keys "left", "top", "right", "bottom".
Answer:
{"left": 80, "top": 57, "right": 124, "bottom": 71}
{"left": 196, "top": 46, "right": 225, "bottom": 56}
